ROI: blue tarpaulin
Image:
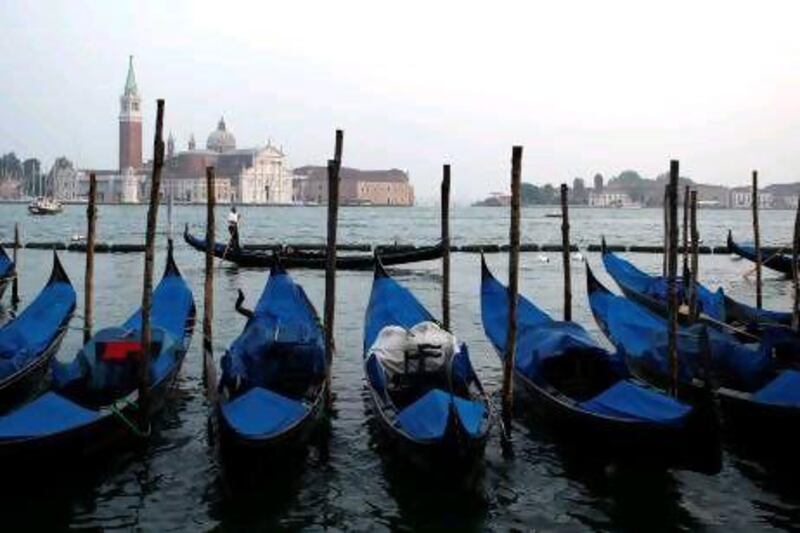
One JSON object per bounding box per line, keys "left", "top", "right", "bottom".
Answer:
{"left": 0, "top": 392, "right": 99, "bottom": 438}
{"left": 579, "top": 380, "right": 691, "bottom": 427}
{"left": 753, "top": 369, "right": 800, "bottom": 407}
{"left": 220, "top": 386, "right": 308, "bottom": 438}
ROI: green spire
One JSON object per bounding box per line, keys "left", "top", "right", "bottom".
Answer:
{"left": 124, "top": 55, "right": 138, "bottom": 95}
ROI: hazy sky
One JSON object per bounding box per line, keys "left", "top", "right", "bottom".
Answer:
{"left": 2, "top": 0, "right": 800, "bottom": 203}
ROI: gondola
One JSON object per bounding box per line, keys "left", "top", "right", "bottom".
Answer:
{"left": 586, "top": 264, "right": 800, "bottom": 447}
{"left": 363, "top": 258, "right": 491, "bottom": 465}
{"left": 480, "top": 256, "right": 706, "bottom": 462}
{"left": 216, "top": 261, "right": 327, "bottom": 459}
{"left": 184, "top": 224, "right": 444, "bottom": 270}
{"left": 0, "top": 243, "right": 195, "bottom": 462}
{"left": 727, "top": 230, "right": 794, "bottom": 277}
{"left": 0, "top": 245, "right": 14, "bottom": 301}
{"left": 601, "top": 238, "right": 792, "bottom": 331}
{"left": 0, "top": 251, "right": 75, "bottom": 410}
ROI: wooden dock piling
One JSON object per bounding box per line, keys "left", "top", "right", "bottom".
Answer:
{"left": 84, "top": 173, "right": 97, "bottom": 344}
{"left": 11, "top": 223, "right": 19, "bottom": 307}
{"left": 441, "top": 164, "right": 451, "bottom": 330}
{"left": 203, "top": 166, "right": 217, "bottom": 398}
{"left": 793, "top": 194, "right": 800, "bottom": 331}
{"left": 138, "top": 99, "right": 165, "bottom": 432}
{"left": 502, "top": 146, "right": 522, "bottom": 437}
{"left": 689, "top": 190, "right": 699, "bottom": 321}
{"left": 682, "top": 184, "right": 690, "bottom": 287}
{"left": 662, "top": 187, "right": 668, "bottom": 277}
{"left": 752, "top": 170, "right": 762, "bottom": 309}
{"left": 324, "top": 129, "right": 343, "bottom": 407}
{"left": 560, "top": 183, "right": 571, "bottom": 322}
{"left": 667, "top": 160, "right": 679, "bottom": 397}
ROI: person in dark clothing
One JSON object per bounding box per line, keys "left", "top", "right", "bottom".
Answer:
{"left": 227, "top": 206, "right": 241, "bottom": 250}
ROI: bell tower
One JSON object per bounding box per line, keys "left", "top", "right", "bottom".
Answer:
{"left": 119, "top": 55, "right": 142, "bottom": 171}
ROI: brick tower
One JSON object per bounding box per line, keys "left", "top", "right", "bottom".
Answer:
{"left": 119, "top": 55, "right": 142, "bottom": 171}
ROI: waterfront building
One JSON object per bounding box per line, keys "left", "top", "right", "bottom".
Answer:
{"left": 293, "top": 166, "right": 414, "bottom": 206}
{"left": 729, "top": 186, "right": 773, "bottom": 209}
{"left": 156, "top": 119, "right": 294, "bottom": 204}
{"left": 588, "top": 189, "right": 635, "bottom": 207}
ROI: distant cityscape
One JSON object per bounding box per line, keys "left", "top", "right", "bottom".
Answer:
{"left": 0, "top": 57, "right": 415, "bottom": 207}
{"left": 474, "top": 170, "right": 800, "bottom": 209}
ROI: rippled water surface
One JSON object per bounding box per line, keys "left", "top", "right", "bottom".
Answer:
{"left": 0, "top": 205, "right": 799, "bottom": 531}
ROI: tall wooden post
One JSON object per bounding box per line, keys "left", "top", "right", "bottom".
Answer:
{"left": 138, "top": 99, "right": 165, "bottom": 432}
{"left": 752, "top": 170, "right": 762, "bottom": 309}
{"left": 689, "top": 190, "right": 700, "bottom": 321}
{"left": 11, "top": 223, "right": 20, "bottom": 307}
{"left": 560, "top": 183, "right": 571, "bottom": 322}
{"left": 502, "top": 146, "right": 522, "bottom": 436}
{"left": 792, "top": 195, "right": 800, "bottom": 331}
{"left": 667, "top": 161, "right": 680, "bottom": 397}
{"left": 324, "top": 129, "right": 343, "bottom": 407}
{"left": 203, "top": 166, "right": 217, "bottom": 398}
{"left": 662, "top": 187, "right": 668, "bottom": 276}
{"left": 441, "top": 164, "right": 451, "bottom": 330}
{"left": 682, "top": 184, "right": 690, "bottom": 288}
{"left": 84, "top": 173, "right": 97, "bottom": 344}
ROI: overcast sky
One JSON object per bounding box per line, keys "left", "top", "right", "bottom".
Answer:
{"left": 2, "top": 1, "right": 800, "bottom": 203}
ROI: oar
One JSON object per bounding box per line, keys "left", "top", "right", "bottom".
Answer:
{"left": 693, "top": 310, "right": 761, "bottom": 342}
{"left": 742, "top": 248, "right": 786, "bottom": 278}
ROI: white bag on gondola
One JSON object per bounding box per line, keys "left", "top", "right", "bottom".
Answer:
{"left": 369, "top": 321, "right": 458, "bottom": 386}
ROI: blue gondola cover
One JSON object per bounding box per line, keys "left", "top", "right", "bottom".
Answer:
{"left": 0, "top": 392, "right": 100, "bottom": 438}
{"left": 579, "top": 380, "right": 691, "bottom": 426}
{"left": 220, "top": 387, "right": 308, "bottom": 438}
{"left": 752, "top": 370, "right": 800, "bottom": 407}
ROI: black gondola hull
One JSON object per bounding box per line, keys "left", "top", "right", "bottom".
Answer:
{"left": 728, "top": 231, "right": 794, "bottom": 277}
{"left": 184, "top": 229, "right": 444, "bottom": 270}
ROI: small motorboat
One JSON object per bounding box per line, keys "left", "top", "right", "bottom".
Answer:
{"left": 28, "top": 197, "right": 63, "bottom": 216}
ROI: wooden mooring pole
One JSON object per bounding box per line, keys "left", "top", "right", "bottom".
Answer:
{"left": 662, "top": 186, "right": 668, "bottom": 277}
{"left": 689, "top": 190, "right": 699, "bottom": 322}
{"left": 11, "top": 223, "right": 20, "bottom": 307}
{"left": 138, "top": 98, "right": 165, "bottom": 433}
{"left": 792, "top": 194, "right": 800, "bottom": 331}
{"left": 667, "top": 160, "right": 679, "bottom": 397}
{"left": 560, "top": 183, "right": 571, "bottom": 322}
{"left": 682, "top": 184, "right": 690, "bottom": 287}
{"left": 502, "top": 146, "right": 523, "bottom": 437}
{"left": 203, "top": 166, "right": 217, "bottom": 399}
{"left": 84, "top": 173, "right": 97, "bottom": 344}
{"left": 441, "top": 164, "right": 451, "bottom": 330}
{"left": 752, "top": 170, "right": 762, "bottom": 309}
{"left": 324, "top": 130, "right": 343, "bottom": 408}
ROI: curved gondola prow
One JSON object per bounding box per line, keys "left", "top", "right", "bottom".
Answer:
{"left": 480, "top": 251, "right": 493, "bottom": 282}
{"left": 373, "top": 251, "right": 389, "bottom": 280}
{"left": 601, "top": 236, "right": 608, "bottom": 256}
{"left": 48, "top": 249, "right": 71, "bottom": 286}
{"left": 270, "top": 249, "right": 286, "bottom": 276}
{"left": 727, "top": 229, "right": 733, "bottom": 249}
{"left": 586, "top": 262, "right": 612, "bottom": 297}
{"left": 164, "top": 238, "right": 181, "bottom": 278}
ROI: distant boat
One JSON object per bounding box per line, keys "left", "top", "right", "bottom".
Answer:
{"left": 544, "top": 212, "right": 562, "bottom": 218}
{"left": 28, "top": 197, "right": 63, "bottom": 215}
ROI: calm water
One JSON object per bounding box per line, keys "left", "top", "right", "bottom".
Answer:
{"left": 0, "top": 205, "right": 799, "bottom": 531}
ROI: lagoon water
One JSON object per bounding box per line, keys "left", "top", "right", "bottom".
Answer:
{"left": 0, "top": 204, "right": 798, "bottom": 531}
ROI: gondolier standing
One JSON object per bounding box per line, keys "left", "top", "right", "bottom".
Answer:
{"left": 227, "top": 206, "right": 241, "bottom": 250}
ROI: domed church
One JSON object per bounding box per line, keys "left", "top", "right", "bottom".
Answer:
{"left": 158, "top": 116, "right": 294, "bottom": 204}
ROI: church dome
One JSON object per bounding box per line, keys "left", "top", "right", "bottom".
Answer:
{"left": 206, "top": 117, "right": 236, "bottom": 153}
